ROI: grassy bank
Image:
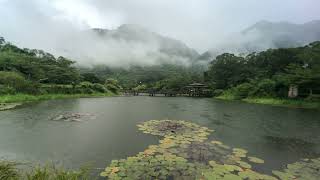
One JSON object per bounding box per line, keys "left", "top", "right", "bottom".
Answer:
{"left": 0, "top": 92, "right": 115, "bottom": 104}
{"left": 0, "top": 160, "right": 91, "bottom": 180}
{"left": 216, "top": 95, "right": 320, "bottom": 109}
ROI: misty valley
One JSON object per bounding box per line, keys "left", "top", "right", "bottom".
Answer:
{"left": 1, "top": 1, "right": 320, "bottom": 179}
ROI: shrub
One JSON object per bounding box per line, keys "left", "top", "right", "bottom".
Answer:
{"left": 26, "top": 165, "right": 90, "bottom": 180}
{"left": 0, "top": 85, "right": 16, "bottom": 95}
{"left": 133, "top": 84, "right": 147, "bottom": 91}
{"left": 0, "top": 71, "right": 26, "bottom": 87}
{"left": 40, "top": 84, "right": 75, "bottom": 94}
{"left": 233, "top": 83, "right": 254, "bottom": 99}
{"left": 0, "top": 160, "right": 91, "bottom": 180}
{"left": 250, "top": 79, "right": 276, "bottom": 97}
{"left": 78, "top": 82, "right": 95, "bottom": 94}
{"left": 105, "top": 79, "right": 121, "bottom": 94}
{"left": 0, "top": 161, "right": 20, "bottom": 180}
{"left": 0, "top": 71, "right": 40, "bottom": 95}
{"left": 213, "top": 89, "right": 224, "bottom": 96}
{"left": 92, "top": 83, "right": 107, "bottom": 93}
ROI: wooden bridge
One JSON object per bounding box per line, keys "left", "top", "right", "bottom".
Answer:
{"left": 122, "top": 83, "right": 213, "bottom": 97}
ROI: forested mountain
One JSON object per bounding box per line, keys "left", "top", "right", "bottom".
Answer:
{"left": 201, "top": 20, "right": 320, "bottom": 62}
{"left": 92, "top": 24, "right": 199, "bottom": 61}
{"left": 0, "top": 36, "right": 201, "bottom": 94}
{"left": 1, "top": 33, "right": 320, "bottom": 101}
{"left": 53, "top": 24, "right": 200, "bottom": 67}
{"left": 1, "top": 20, "right": 320, "bottom": 97}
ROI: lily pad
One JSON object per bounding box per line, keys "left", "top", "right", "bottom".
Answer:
{"left": 101, "top": 119, "right": 306, "bottom": 180}
{"left": 272, "top": 158, "right": 320, "bottom": 180}
{"left": 248, "top": 156, "right": 265, "bottom": 164}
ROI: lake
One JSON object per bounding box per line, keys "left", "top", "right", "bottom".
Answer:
{"left": 0, "top": 96, "right": 319, "bottom": 177}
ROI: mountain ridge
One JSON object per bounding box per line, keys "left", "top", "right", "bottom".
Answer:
{"left": 199, "top": 20, "right": 320, "bottom": 62}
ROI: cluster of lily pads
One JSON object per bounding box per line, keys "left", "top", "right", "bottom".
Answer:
{"left": 272, "top": 158, "right": 320, "bottom": 180}
{"left": 101, "top": 120, "right": 320, "bottom": 179}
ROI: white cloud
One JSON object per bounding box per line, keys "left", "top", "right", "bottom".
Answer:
{"left": 0, "top": 0, "right": 319, "bottom": 66}
{"left": 50, "top": 0, "right": 124, "bottom": 29}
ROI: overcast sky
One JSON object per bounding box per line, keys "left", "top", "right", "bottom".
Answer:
{"left": 0, "top": 0, "right": 319, "bottom": 52}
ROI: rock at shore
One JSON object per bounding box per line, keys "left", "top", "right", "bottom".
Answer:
{"left": 0, "top": 103, "right": 22, "bottom": 111}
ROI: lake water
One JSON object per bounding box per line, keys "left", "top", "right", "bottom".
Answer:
{"left": 0, "top": 96, "right": 319, "bottom": 176}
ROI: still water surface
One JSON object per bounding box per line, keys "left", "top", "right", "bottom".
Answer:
{"left": 0, "top": 96, "right": 319, "bottom": 174}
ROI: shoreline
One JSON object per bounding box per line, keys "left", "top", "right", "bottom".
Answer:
{"left": 0, "top": 93, "right": 115, "bottom": 111}
{"left": 215, "top": 96, "right": 320, "bottom": 109}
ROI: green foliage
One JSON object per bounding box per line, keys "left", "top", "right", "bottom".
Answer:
{"left": 102, "top": 120, "right": 280, "bottom": 180}
{"left": 272, "top": 158, "right": 320, "bottom": 180}
{"left": 0, "top": 93, "right": 114, "bottom": 104}
{"left": 207, "top": 41, "right": 320, "bottom": 99}
{"left": 78, "top": 82, "right": 96, "bottom": 94}
{"left": 243, "top": 98, "right": 320, "bottom": 109}
{"left": 0, "top": 85, "right": 16, "bottom": 95}
{"left": 81, "top": 73, "right": 102, "bottom": 84}
{"left": 207, "top": 53, "right": 251, "bottom": 89}
{"left": 243, "top": 79, "right": 277, "bottom": 97}
{"left": 0, "top": 47, "right": 80, "bottom": 84}
{"left": 212, "top": 89, "right": 224, "bottom": 96}
{"left": 234, "top": 83, "right": 255, "bottom": 99}
{"left": 0, "top": 71, "right": 40, "bottom": 94}
{"left": 92, "top": 83, "right": 107, "bottom": 93}
{"left": 0, "top": 39, "right": 81, "bottom": 95}
{"left": 0, "top": 161, "right": 91, "bottom": 180}
{"left": 0, "top": 71, "right": 27, "bottom": 88}
{"left": 26, "top": 164, "right": 91, "bottom": 180}
{"left": 105, "top": 78, "right": 121, "bottom": 93}
{"left": 81, "top": 64, "right": 202, "bottom": 90}
{"left": 40, "top": 83, "right": 107, "bottom": 94}
{"left": 133, "top": 84, "right": 147, "bottom": 91}
{"left": 0, "top": 161, "right": 20, "bottom": 180}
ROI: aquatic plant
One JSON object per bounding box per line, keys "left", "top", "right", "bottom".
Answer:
{"left": 202, "top": 160, "right": 277, "bottom": 180}
{"left": 272, "top": 158, "right": 320, "bottom": 180}
{"left": 100, "top": 153, "right": 202, "bottom": 179}
{"left": 137, "top": 120, "right": 213, "bottom": 140}
{"left": 101, "top": 120, "right": 279, "bottom": 179}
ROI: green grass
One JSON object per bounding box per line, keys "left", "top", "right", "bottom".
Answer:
{"left": 0, "top": 161, "right": 20, "bottom": 180}
{"left": 0, "top": 92, "right": 115, "bottom": 104}
{"left": 216, "top": 95, "right": 320, "bottom": 109}
{"left": 243, "top": 98, "right": 320, "bottom": 109}
{"left": 0, "top": 161, "right": 92, "bottom": 180}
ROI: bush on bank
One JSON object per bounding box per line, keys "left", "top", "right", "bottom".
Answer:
{"left": 0, "top": 161, "right": 91, "bottom": 180}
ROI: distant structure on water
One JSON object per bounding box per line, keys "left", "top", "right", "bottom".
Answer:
{"left": 184, "top": 83, "right": 212, "bottom": 97}
{"left": 123, "top": 82, "right": 212, "bottom": 97}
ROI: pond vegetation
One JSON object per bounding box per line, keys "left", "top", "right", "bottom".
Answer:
{"left": 1, "top": 119, "right": 319, "bottom": 179}
{"left": 100, "top": 120, "right": 320, "bottom": 179}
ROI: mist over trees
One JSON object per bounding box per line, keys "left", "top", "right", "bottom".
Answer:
{"left": 1, "top": 33, "right": 320, "bottom": 101}
{"left": 0, "top": 37, "right": 120, "bottom": 95}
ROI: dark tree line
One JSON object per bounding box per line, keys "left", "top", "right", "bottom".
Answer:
{"left": 0, "top": 37, "right": 120, "bottom": 95}
{"left": 205, "top": 41, "right": 320, "bottom": 99}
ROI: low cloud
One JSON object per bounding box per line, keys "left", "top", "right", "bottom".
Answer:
{"left": 0, "top": 0, "right": 319, "bottom": 66}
